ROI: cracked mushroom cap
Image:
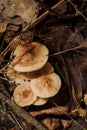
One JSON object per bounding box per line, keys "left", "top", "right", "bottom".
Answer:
{"left": 33, "top": 97, "right": 48, "bottom": 106}
{"left": 13, "top": 82, "right": 37, "bottom": 107}
{"left": 12, "top": 42, "right": 49, "bottom": 72}
{"left": 30, "top": 73, "right": 61, "bottom": 98}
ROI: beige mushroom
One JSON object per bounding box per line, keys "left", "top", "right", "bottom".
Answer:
{"left": 6, "top": 62, "right": 54, "bottom": 85}
{"left": 30, "top": 73, "right": 61, "bottom": 98}
{"left": 84, "top": 94, "right": 87, "bottom": 105}
{"left": 12, "top": 42, "right": 49, "bottom": 72}
{"left": 13, "top": 82, "right": 37, "bottom": 107}
{"left": 6, "top": 65, "right": 30, "bottom": 85}
{"left": 28, "top": 62, "right": 54, "bottom": 79}
{"left": 33, "top": 97, "right": 48, "bottom": 106}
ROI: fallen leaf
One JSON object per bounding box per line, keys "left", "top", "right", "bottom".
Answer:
{"left": 2, "top": 0, "right": 39, "bottom": 23}
{"left": 30, "top": 106, "right": 68, "bottom": 117}
{"left": 0, "top": 0, "right": 39, "bottom": 32}
{"left": 7, "top": 25, "right": 19, "bottom": 31}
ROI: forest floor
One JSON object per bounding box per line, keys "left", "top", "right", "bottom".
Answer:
{"left": 0, "top": 0, "right": 87, "bottom": 130}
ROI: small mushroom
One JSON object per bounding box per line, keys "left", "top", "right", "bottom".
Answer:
{"left": 12, "top": 42, "right": 49, "bottom": 72}
{"left": 28, "top": 62, "right": 54, "bottom": 79}
{"left": 13, "top": 82, "right": 37, "bottom": 107}
{"left": 33, "top": 97, "right": 48, "bottom": 106}
{"left": 30, "top": 73, "right": 61, "bottom": 98}
{"left": 84, "top": 94, "right": 87, "bottom": 105}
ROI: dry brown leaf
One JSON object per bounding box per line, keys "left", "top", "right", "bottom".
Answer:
{"left": 42, "top": 118, "right": 60, "bottom": 130}
{"left": 42, "top": 118, "right": 72, "bottom": 130}
{"left": 0, "top": 16, "right": 24, "bottom": 32}
{"left": 61, "top": 119, "right": 72, "bottom": 130}
{"left": 2, "top": 0, "right": 39, "bottom": 23}
{"left": 30, "top": 106, "right": 68, "bottom": 117}
{"left": 0, "top": 0, "right": 39, "bottom": 32}
{"left": 10, "top": 17, "right": 24, "bottom": 25}
{"left": 7, "top": 25, "right": 19, "bottom": 31}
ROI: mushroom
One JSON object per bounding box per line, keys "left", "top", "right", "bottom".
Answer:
{"left": 30, "top": 73, "right": 61, "bottom": 98}
{"left": 6, "top": 65, "right": 31, "bottom": 85}
{"left": 28, "top": 62, "right": 54, "bottom": 79}
{"left": 84, "top": 94, "right": 87, "bottom": 105}
{"left": 12, "top": 42, "right": 49, "bottom": 72}
{"left": 33, "top": 97, "right": 48, "bottom": 106}
{"left": 13, "top": 82, "right": 37, "bottom": 107}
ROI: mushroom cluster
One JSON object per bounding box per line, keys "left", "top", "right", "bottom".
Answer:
{"left": 7, "top": 42, "right": 61, "bottom": 107}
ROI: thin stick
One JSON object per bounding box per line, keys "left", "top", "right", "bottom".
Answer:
{"left": 7, "top": 111, "right": 24, "bottom": 130}
{"left": 68, "top": 0, "right": 87, "bottom": 21}
{"left": 23, "top": 0, "right": 65, "bottom": 31}
{"left": 50, "top": 44, "right": 87, "bottom": 56}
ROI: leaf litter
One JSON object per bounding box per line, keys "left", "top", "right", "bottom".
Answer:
{"left": 0, "top": 0, "right": 87, "bottom": 130}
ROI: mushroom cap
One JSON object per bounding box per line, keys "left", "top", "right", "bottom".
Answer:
{"left": 28, "top": 62, "right": 54, "bottom": 79}
{"left": 33, "top": 97, "right": 48, "bottom": 106}
{"left": 6, "top": 65, "right": 31, "bottom": 85}
{"left": 12, "top": 42, "right": 49, "bottom": 72}
{"left": 30, "top": 73, "right": 61, "bottom": 98}
{"left": 13, "top": 82, "right": 37, "bottom": 107}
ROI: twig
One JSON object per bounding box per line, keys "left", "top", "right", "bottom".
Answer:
{"left": 7, "top": 111, "right": 24, "bottom": 130}
{"left": 37, "top": 0, "right": 57, "bottom": 15}
{"left": 50, "top": 44, "right": 87, "bottom": 56}
{"left": 0, "top": 86, "right": 48, "bottom": 130}
{"left": 68, "top": 0, "right": 87, "bottom": 21}
{"left": 23, "top": 0, "right": 65, "bottom": 31}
